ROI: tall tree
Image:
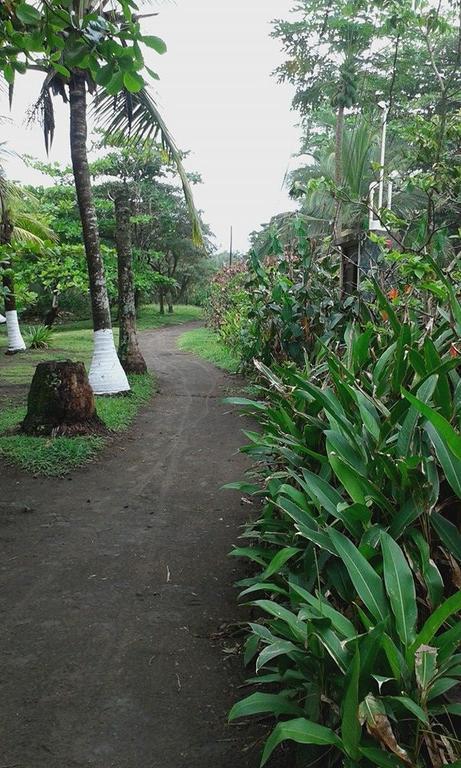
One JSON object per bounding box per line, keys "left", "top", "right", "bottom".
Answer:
{"left": 114, "top": 186, "right": 147, "bottom": 373}
{"left": 3, "top": 0, "right": 201, "bottom": 393}
{"left": 0, "top": 167, "right": 55, "bottom": 353}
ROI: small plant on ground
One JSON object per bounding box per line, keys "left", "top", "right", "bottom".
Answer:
{"left": 27, "top": 325, "right": 54, "bottom": 349}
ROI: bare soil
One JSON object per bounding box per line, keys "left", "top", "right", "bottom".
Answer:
{"left": 0, "top": 323, "right": 267, "bottom": 768}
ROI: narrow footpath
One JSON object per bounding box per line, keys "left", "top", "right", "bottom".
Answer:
{"left": 0, "top": 322, "right": 260, "bottom": 768}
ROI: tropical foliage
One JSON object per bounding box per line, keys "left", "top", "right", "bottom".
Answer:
{"left": 220, "top": 2, "right": 461, "bottom": 767}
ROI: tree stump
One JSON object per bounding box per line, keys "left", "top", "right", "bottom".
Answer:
{"left": 22, "top": 361, "right": 104, "bottom": 436}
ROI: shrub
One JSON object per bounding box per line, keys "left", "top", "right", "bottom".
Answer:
{"left": 27, "top": 325, "right": 54, "bottom": 349}
{"left": 226, "top": 278, "right": 461, "bottom": 767}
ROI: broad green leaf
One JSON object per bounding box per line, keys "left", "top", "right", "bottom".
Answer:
{"left": 426, "top": 422, "right": 461, "bottom": 499}
{"left": 16, "top": 2, "right": 41, "bottom": 24}
{"left": 355, "top": 389, "right": 380, "bottom": 441}
{"left": 141, "top": 35, "right": 167, "bottom": 54}
{"left": 243, "top": 634, "right": 259, "bottom": 665}
{"left": 261, "top": 718, "right": 342, "bottom": 766}
{"left": 279, "top": 483, "right": 311, "bottom": 510}
{"left": 256, "top": 640, "right": 300, "bottom": 672}
{"left": 374, "top": 342, "right": 397, "bottom": 390}
{"left": 427, "top": 675, "right": 460, "bottom": 701}
{"left": 290, "top": 583, "right": 355, "bottom": 638}
{"left": 253, "top": 600, "right": 306, "bottom": 642}
{"left": 300, "top": 468, "right": 362, "bottom": 535}
{"left": 223, "top": 397, "right": 267, "bottom": 411}
{"left": 409, "top": 590, "right": 461, "bottom": 658}
{"left": 327, "top": 446, "right": 367, "bottom": 508}
{"left": 311, "top": 621, "right": 350, "bottom": 672}
{"left": 431, "top": 511, "right": 461, "bottom": 561}
{"left": 300, "top": 468, "right": 343, "bottom": 517}
{"left": 392, "top": 324, "right": 411, "bottom": 394}
{"left": 358, "top": 623, "right": 385, "bottom": 692}
{"left": 123, "top": 70, "right": 144, "bottom": 93}
{"left": 341, "top": 649, "right": 361, "bottom": 759}
{"left": 408, "top": 529, "right": 444, "bottom": 609}
{"left": 389, "top": 496, "right": 422, "bottom": 539}
{"left": 3, "top": 63, "right": 14, "bottom": 84}
{"left": 397, "top": 375, "right": 438, "bottom": 457}
{"left": 329, "top": 528, "right": 389, "bottom": 623}
{"left": 402, "top": 389, "right": 461, "bottom": 460}
{"left": 325, "top": 429, "right": 366, "bottom": 475}
{"left": 381, "top": 532, "right": 417, "bottom": 646}
{"left": 260, "top": 547, "right": 300, "bottom": 580}
{"left": 229, "top": 547, "right": 268, "bottom": 566}
{"left": 222, "top": 481, "right": 261, "bottom": 494}
{"left": 384, "top": 696, "right": 428, "bottom": 724}
{"left": 229, "top": 692, "right": 302, "bottom": 721}
{"left": 382, "top": 634, "right": 409, "bottom": 683}
{"left": 360, "top": 746, "right": 407, "bottom": 768}
{"left": 276, "top": 496, "right": 320, "bottom": 532}
{"left": 239, "top": 582, "right": 288, "bottom": 599}
{"left": 434, "top": 620, "right": 461, "bottom": 662}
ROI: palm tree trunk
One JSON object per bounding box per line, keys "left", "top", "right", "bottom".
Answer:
{"left": 335, "top": 103, "right": 354, "bottom": 295}
{"left": 2, "top": 272, "right": 26, "bottom": 354}
{"left": 334, "top": 103, "right": 344, "bottom": 240}
{"left": 69, "top": 72, "right": 129, "bottom": 394}
{"left": 1, "top": 217, "right": 26, "bottom": 353}
{"left": 114, "top": 189, "right": 147, "bottom": 374}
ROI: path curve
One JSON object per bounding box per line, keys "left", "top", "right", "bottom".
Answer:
{"left": 0, "top": 322, "right": 258, "bottom": 768}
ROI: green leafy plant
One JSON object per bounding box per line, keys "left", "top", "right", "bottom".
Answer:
{"left": 226, "top": 275, "right": 461, "bottom": 767}
{"left": 26, "top": 324, "right": 53, "bottom": 349}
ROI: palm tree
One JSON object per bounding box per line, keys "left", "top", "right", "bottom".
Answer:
{"left": 0, "top": 156, "right": 55, "bottom": 353}
{"left": 26, "top": 0, "right": 202, "bottom": 392}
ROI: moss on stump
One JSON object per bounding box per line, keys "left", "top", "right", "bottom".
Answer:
{"left": 22, "top": 360, "right": 104, "bottom": 437}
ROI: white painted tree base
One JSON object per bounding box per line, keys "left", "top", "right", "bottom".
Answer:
{"left": 89, "top": 329, "right": 130, "bottom": 395}
{"left": 5, "top": 310, "right": 26, "bottom": 352}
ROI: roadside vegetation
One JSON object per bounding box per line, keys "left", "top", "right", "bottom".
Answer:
{"left": 199, "top": 1, "right": 461, "bottom": 766}
{"left": 177, "top": 328, "right": 239, "bottom": 373}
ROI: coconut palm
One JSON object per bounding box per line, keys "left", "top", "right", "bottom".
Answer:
{"left": 24, "top": 0, "right": 202, "bottom": 393}
{"left": 0, "top": 160, "right": 56, "bottom": 353}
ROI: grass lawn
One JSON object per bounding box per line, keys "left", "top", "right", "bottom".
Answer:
{"left": 0, "top": 304, "right": 203, "bottom": 386}
{"left": 0, "top": 304, "right": 202, "bottom": 475}
{"left": 177, "top": 328, "right": 239, "bottom": 373}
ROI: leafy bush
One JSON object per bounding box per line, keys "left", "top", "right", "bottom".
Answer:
{"left": 226, "top": 279, "right": 461, "bottom": 767}
{"left": 27, "top": 325, "right": 54, "bottom": 349}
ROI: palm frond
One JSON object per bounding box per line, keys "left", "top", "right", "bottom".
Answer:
{"left": 12, "top": 211, "right": 57, "bottom": 244}
{"left": 93, "top": 87, "right": 203, "bottom": 246}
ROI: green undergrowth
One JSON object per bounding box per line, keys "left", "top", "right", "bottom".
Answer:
{"left": 177, "top": 328, "right": 239, "bottom": 372}
{"left": 0, "top": 374, "right": 155, "bottom": 476}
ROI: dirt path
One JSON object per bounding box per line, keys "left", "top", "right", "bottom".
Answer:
{"left": 0, "top": 323, "right": 260, "bottom": 768}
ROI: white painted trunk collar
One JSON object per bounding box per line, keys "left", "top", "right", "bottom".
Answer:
{"left": 5, "top": 310, "right": 26, "bottom": 351}
{"left": 89, "top": 329, "right": 130, "bottom": 395}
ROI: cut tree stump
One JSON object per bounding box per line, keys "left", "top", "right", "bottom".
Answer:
{"left": 22, "top": 360, "right": 104, "bottom": 437}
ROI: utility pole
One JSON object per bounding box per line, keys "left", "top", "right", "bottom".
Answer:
{"left": 229, "top": 225, "right": 233, "bottom": 267}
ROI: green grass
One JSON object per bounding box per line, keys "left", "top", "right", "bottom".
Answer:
{"left": 0, "top": 434, "right": 105, "bottom": 476}
{"left": 177, "top": 328, "right": 239, "bottom": 372}
{"left": 0, "top": 301, "right": 199, "bottom": 475}
{"left": 0, "top": 374, "right": 155, "bottom": 476}
{"left": 95, "top": 373, "right": 154, "bottom": 431}
{"left": 0, "top": 304, "right": 203, "bottom": 386}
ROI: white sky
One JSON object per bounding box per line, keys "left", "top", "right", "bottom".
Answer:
{"left": 1, "top": 0, "right": 301, "bottom": 252}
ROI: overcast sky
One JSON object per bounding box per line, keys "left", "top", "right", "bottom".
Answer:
{"left": 1, "top": 0, "right": 301, "bottom": 252}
